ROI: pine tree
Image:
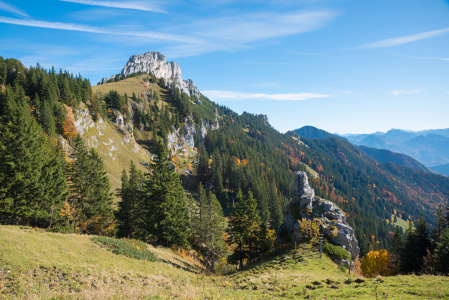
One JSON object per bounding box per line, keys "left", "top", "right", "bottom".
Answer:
{"left": 0, "top": 86, "right": 66, "bottom": 226}
{"left": 401, "top": 216, "right": 431, "bottom": 273}
{"left": 227, "top": 189, "right": 261, "bottom": 268}
{"left": 434, "top": 227, "right": 449, "bottom": 274}
{"left": 143, "top": 138, "right": 190, "bottom": 246}
{"left": 0, "top": 64, "right": 6, "bottom": 85}
{"left": 201, "top": 192, "right": 226, "bottom": 269}
{"left": 69, "top": 135, "right": 114, "bottom": 234}
{"left": 116, "top": 161, "right": 144, "bottom": 239}
{"left": 390, "top": 227, "right": 403, "bottom": 267}
{"left": 37, "top": 96, "right": 56, "bottom": 136}
{"left": 269, "top": 181, "right": 283, "bottom": 232}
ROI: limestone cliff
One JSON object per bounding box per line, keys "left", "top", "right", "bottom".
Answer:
{"left": 100, "top": 51, "right": 201, "bottom": 98}
{"left": 282, "top": 171, "right": 360, "bottom": 263}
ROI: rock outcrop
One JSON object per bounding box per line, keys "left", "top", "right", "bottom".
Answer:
{"left": 100, "top": 51, "right": 201, "bottom": 98}
{"left": 167, "top": 116, "right": 219, "bottom": 154}
{"left": 283, "top": 171, "right": 360, "bottom": 263}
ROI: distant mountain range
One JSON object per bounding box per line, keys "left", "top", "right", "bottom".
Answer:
{"left": 338, "top": 128, "right": 449, "bottom": 169}
{"left": 292, "top": 126, "right": 449, "bottom": 174}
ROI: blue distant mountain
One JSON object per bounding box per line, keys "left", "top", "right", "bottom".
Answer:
{"left": 430, "top": 163, "right": 449, "bottom": 176}
{"left": 336, "top": 128, "right": 449, "bottom": 167}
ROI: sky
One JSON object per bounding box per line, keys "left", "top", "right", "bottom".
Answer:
{"left": 0, "top": 0, "right": 448, "bottom": 134}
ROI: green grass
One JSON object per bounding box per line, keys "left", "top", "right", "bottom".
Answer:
{"left": 2, "top": 226, "right": 448, "bottom": 299}
{"left": 91, "top": 236, "right": 160, "bottom": 262}
{"left": 391, "top": 214, "right": 412, "bottom": 231}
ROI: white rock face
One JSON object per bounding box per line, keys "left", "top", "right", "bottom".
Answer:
{"left": 167, "top": 116, "right": 219, "bottom": 154}
{"left": 100, "top": 51, "right": 201, "bottom": 98}
{"left": 283, "top": 171, "right": 360, "bottom": 261}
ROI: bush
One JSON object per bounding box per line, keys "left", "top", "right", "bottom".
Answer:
{"left": 91, "top": 236, "right": 160, "bottom": 262}
{"left": 322, "top": 240, "right": 351, "bottom": 261}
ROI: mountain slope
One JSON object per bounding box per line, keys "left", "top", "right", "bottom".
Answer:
{"left": 358, "top": 145, "right": 430, "bottom": 173}
{"left": 293, "top": 126, "right": 346, "bottom": 141}
{"left": 430, "top": 163, "right": 449, "bottom": 176}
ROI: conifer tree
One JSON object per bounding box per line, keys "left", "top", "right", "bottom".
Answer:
{"left": 390, "top": 227, "right": 403, "bottom": 267}
{"left": 116, "top": 161, "right": 145, "bottom": 239}
{"left": 269, "top": 181, "right": 283, "bottom": 232}
{"left": 69, "top": 135, "right": 114, "bottom": 234}
{"left": 143, "top": 138, "right": 190, "bottom": 246}
{"left": 201, "top": 192, "right": 226, "bottom": 269}
{"left": 227, "top": 189, "right": 261, "bottom": 268}
{"left": 37, "top": 96, "right": 56, "bottom": 136}
{"left": 0, "top": 86, "right": 66, "bottom": 226}
{"left": 434, "top": 227, "right": 449, "bottom": 274}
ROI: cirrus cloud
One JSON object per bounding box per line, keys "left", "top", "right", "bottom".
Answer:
{"left": 392, "top": 89, "right": 422, "bottom": 96}
{"left": 358, "top": 27, "right": 449, "bottom": 49}
{"left": 60, "top": 0, "right": 166, "bottom": 13}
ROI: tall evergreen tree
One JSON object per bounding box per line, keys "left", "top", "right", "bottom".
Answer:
{"left": 401, "top": 216, "right": 431, "bottom": 273}
{"left": 143, "top": 138, "right": 190, "bottom": 246}
{"left": 0, "top": 86, "right": 66, "bottom": 226}
{"left": 116, "top": 161, "right": 145, "bottom": 239}
{"left": 69, "top": 135, "right": 114, "bottom": 234}
{"left": 227, "top": 189, "right": 261, "bottom": 268}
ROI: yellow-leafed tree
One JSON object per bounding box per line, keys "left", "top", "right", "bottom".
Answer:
{"left": 361, "top": 249, "right": 395, "bottom": 277}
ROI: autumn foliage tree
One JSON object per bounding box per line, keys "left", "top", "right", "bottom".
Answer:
{"left": 361, "top": 249, "right": 395, "bottom": 277}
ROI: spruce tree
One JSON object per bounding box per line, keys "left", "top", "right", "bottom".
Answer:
{"left": 0, "top": 86, "right": 65, "bottom": 226}
{"left": 227, "top": 189, "right": 261, "bottom": 268}
{"left": 434, "top": 227, "right": 449, "bottom": 274}
{"left": 390, "top": 227, "right": 403, "bottom": 267}
{"left": 143, "top": 138, "right": 190, "bottom": 246}
{"left": 69, "top": 135, "right": 114, "bottom": 234}
{"left": 202, "top": 192, "right": 226, "bottom": 269}
{"left": 116, "top": 161, "right": 144, "bottom": 239}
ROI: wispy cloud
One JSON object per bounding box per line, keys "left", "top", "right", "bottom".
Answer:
{"left": 0, "top": 16, "right": 197, "bottom": 43}
{"left": 60, "top": 0, "right": 166, "bottom": 13}
{"left": 392, "top": 89, "right": 422, "bottom": 96}
{"left": 164, "top": 10, "right": 338, "bottom": 57}
{"left": 0, "top": 1, "right": 29, "bottom": 18}
{"left": 202, "top": 90, "right": 330, "bottom": 101}
{"left": 358, "top": 27, "right": 449, "bottom": 49}
{"left": 389, "top": 53, "right": 449, "bottom": 62}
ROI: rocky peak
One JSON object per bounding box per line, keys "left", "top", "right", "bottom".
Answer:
{"left": 283, "top": 171, "right": 360, "bottom": 264}
{"left": 100, "top": 51, "right": 201, "bottom": 98}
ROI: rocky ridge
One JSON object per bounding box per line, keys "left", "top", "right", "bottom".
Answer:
{"left": 282, "top": 171, "right": 360, "bottom": 267}
{"left": 100, "top": 51, "right": 201, "bottom": 98}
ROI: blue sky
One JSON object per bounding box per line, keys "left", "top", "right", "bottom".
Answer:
{"left": 0, "top": 0, "right": 448, "bottom": 134}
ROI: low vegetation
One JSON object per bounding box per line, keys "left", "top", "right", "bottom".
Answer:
{"left": 91, "top": 236, "right": 160, "bottom": 262}
{"left": 1, "top": 226, "right": 449, "bottom": 299}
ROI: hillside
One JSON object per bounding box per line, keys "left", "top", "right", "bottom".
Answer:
{"left": 2, "top": 226, "right": 448, "bottom": 299}
{"left": 293, "top": 126, "right": 336, "bottom": 139}
{"left": 430, "top": 163, "right": 449, "bottom": 176}
{"left": 358, "top": 145, "right": 430, "bottom": 173}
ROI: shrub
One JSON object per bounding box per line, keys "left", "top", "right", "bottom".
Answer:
{"left": 91, "top": 236, "right": 160, "bottom": 262}
{"left": 322, "top": 240, "right": 351, "bottom": 261}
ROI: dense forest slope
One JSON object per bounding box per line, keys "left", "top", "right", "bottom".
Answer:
{"left": 358, "top": 145, "right": 430, "bottom": 173}
{"left": 1, "top": 54, "right": 449, "bottom": 258}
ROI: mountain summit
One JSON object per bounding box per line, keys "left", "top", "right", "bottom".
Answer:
{"left": 100, "top": 51, "right": 201, "bottom": 98}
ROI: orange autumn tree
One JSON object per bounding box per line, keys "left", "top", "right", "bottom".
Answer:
{"left": 62, "top": 105, "right": 77, "bottom": 139}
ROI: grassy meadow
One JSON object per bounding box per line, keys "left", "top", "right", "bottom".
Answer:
{"left": 1, "top": 226, "right": 448, "bottom": 299}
